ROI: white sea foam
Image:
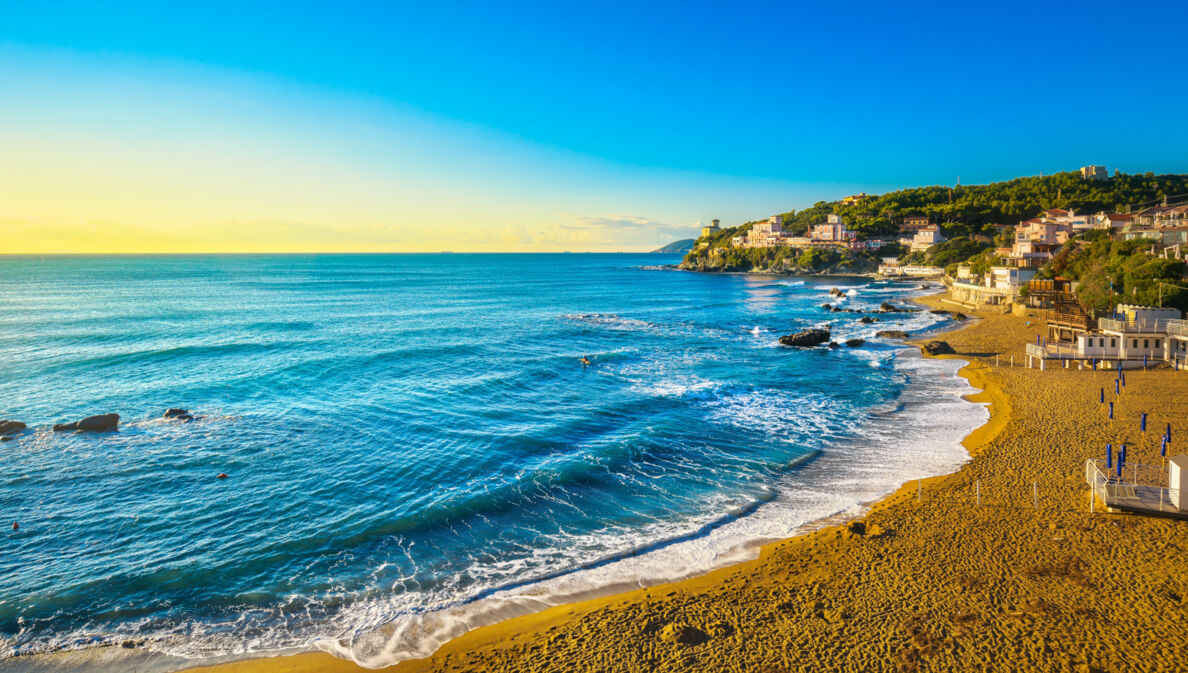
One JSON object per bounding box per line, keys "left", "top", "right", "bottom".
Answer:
{"left": 306, "top": 347, "right": 987, "bottom": 669}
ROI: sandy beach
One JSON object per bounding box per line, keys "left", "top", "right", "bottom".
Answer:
{"left": 187, "top": 294, "right": 1188, "bottom": 673}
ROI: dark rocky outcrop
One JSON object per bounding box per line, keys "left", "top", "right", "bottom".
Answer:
{"left": 845, "top": 338, "right": 865, "bottom": 348}
{"left": 952, "top": 313, "right": 968, "bottom": 321}
{"left": 821, "top": 303, "right": 832, "bottom": 310}
{"left": 53, "top": 414, "right": 119, "bottom": 433}
{"left": 876, "top": 330, "right": 909, "bottom": 339}
{"left": 164, "top": 408, "right": 194, "bottom": 421}
{"left": 857, "top": 316, "right": 876, "bottom": 324}
{"left": 778, "top": 328, "right": 831, "bottom": 348}
{"left": 0, "top": 421, "right": 26, "bottom": 437}
{"left": 829, "top": 288, "right": 845, "bottom": 298}
{"left": 921, "top": 340, "right": 957, "bottom": 356}
{"left": 929, "top": 309, "right": 950, "bottom": 315}
{"left": 828, "top": 341, "right": 840, "bottom": 349}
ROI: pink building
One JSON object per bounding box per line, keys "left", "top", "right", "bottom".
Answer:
{"left": 810, "top": 214, "right": 856, "bottom": 243}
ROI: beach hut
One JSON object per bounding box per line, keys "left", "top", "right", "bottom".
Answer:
{"left": 1171, "top": 456, "right": 1188, "bottom": 511}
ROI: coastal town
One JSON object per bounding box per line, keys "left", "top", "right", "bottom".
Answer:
{"left": 687, "top": 167, "right": 1188, "bottom": 523}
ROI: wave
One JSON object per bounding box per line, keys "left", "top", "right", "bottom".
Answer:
{"left": 311, "top": 350, "right": 986, "bottom": 669}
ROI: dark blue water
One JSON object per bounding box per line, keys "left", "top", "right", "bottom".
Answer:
{"left": 0, "top": 254, "right": 982, "bottom": 667}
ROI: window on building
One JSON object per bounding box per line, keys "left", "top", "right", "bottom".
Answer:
{"left": 1144, "top": 339, "right": 1149, "bottom": 349}
{"left": 1111, "top": 338, "right": 1117, "bottom": 348}
{"left": 1156, "top": 340, "right": 1162, "bottom": 348}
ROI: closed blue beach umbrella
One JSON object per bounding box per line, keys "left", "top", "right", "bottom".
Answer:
{"left": 1141, "top": 413, "right": 1147, "bottom": 432}
{"left": 1168, "top": 423, "right": 1173, "bottom": 442}
{"left": 1115, "top": 379, "right": 1120, "bottom": 395}
{"left": 1162, "top": 436, "right": 1168, "bottom": 457}
{"left": 1109, "top": 402, "right": 1114, "bottom": 419}
{"left": 1107, "top": 443, "right": 1113, "bottom": 468}
{"left": 1121, "top": 444, "right": 1127, "bottom": 466}
{"left": 1116, "top": 454, "right": 1123, "bottom": 478}
{"left": 1037, "top": 335, "right": 1041, "bottom": 346}
{"left": 1100, "top": 388, "right": 1104, "bottom": 403}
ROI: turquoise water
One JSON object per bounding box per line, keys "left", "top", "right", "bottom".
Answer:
{"left": 0, "top": 254, "right": 982, "bottom": 668}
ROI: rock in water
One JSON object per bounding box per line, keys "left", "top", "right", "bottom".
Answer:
{"left": 828, "top": 341, "right": 840, "bottom": 349}
{"left": 857, "top": 316, "right": 875, "bottom": 324}
{"left": 952, "top": 312, "right": 968, "bottom": 321}
{"left": 929, "top": 309, "right": 951, "bottom": 315}
{"left": 163, "top": 408, "right": 194, "bottom": 421}
{"left": 53, "top": 414, "right": 119, "bottom": 433}
{"left": 778, "top": 328, "right": 831, "bottom": 348}
{"left": 845, "top": 338, "right": 865, "bottom": 348}
{"left": 921, "top": 341, "right": 957, "bottom": 356}
{"left": 879, "top": 302, "right": 899, "bottom": 312}
{"left": 875, "top": 330, "right": 909, "bottom": 339}
{"left": 0, "top": 420, "right": 26, "bottom": 436}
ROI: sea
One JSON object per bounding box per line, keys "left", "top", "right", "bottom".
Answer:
{"left": 0, "top": 254, "right": 986, "bottom": 670}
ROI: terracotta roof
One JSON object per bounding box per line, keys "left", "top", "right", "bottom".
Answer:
{"left": 1106, "top": 213, "right": 1133, "bottom": 220}
{"left": 1045, "top": 208, "right": 1069, "bottom": 215}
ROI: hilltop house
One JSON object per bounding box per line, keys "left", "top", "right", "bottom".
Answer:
{"left": 841, "top": 193, "right": 870, "bottom": 206}
{"left": 902, "top": 215, "right": 930, "bottom": 230}
{"left": 909, "top": 225, "right": 945, "bottom": 252}
{"left": 1005, "top": 218, "right": 1073, "bottom": 268}
{"left": 1080, "top": 165, "right": 1107, "bottom": 180}
{"left": 810, "top": 214, "right": 856, "bottom": 244}
{"left": 734, "top": 215, "right": 790, "bottom": 248}
{"left": 1100, "top": 213, "right": 1133, "bottom": 230}
{"left": 701, "top": 219, "right": 721, "bottom": 238}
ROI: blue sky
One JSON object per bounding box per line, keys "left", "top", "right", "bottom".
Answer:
{"left": 2, "top": 1, "right": 1186, "bottom": 251}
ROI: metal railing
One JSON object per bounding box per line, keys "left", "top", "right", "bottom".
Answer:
{"left": 1168, "top": 320, "right": 1188, "bottom": 338}
{"left": 1026, "top": 342, "right": 1084, "bottom": 359}
{"left": 1086, "top": 459, "right": 1184, "bottom": 514}
{"left": 1098, "top": 318, "right": 1176, "bottom": 334}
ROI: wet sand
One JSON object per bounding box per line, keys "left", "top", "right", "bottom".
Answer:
{"left": 193, "top": 296, "right": 1188, "bottom": 673}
